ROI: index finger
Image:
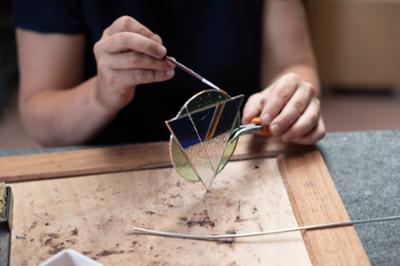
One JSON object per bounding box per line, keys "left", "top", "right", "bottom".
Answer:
{"left": 242, "top": 93, "right": 262, "bottom": 124}
{"left": 105, "top": 32, "right": 166, "bottom": 59}
{"left": 107, "top": 16, "right": 161, "bottom": 43}
{"left": 259, "top": 75, "right": 299, "bottom": 125}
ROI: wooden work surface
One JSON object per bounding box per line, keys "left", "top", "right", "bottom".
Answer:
{"left": 3, "top": 136, "right": 370, "bottom": 265}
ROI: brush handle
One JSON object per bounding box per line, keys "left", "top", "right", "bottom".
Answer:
{"left": 250, "top": 117, "right": 271, "bottom": 137}
{"left": 165, "top": 56, "right": 221, "bottom": 91}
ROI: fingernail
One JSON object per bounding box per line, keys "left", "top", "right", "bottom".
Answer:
{"left": 165, "top": 70, "right": 175, "bottom": 77}
{"left": 151, "top": 34, "right": 162, "bottom": 43}
{"left": 158, "top": 46, "right": 167, "bottom": 57}
{"left": 261, "top": 114, "right": 271, "bottom": 124}
{"left": 282, "top": 134, "right": 291, "bottom": 143}
{"left": 166, "top": 59, "right": 176, "bottom": 68}
{"left": 168, "top": 56, "right": 176, "bottom": 62}
{"left": 270, "top": 123, "right": 280, "bottom": 135}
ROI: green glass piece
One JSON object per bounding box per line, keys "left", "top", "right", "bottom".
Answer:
{"left": 169, "top": 90, "right": 240, "bottom": 182}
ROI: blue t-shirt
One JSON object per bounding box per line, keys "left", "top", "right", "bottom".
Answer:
{"left": 14, "top": 0, "right": 263, "bottom": 144}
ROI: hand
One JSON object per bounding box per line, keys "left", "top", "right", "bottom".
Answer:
{"left": 242, "top": 73, "right": 326, "bottom": 145}
{"left": 93, "top": 16, "right": 175, "bottom": 111}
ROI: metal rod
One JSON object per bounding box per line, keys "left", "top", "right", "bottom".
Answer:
{"left": 166, "top": 56, "right": 221, "bottom": 91}
{"left": 132, "top": 215, "right": 400, "bottom": 241}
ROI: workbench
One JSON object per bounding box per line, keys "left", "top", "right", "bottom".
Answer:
{"left": 0, "top": 130, "right": 399, "bottom": 265}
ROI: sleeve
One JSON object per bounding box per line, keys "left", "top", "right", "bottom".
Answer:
{"left": 13, "top": 0, "right": 85, "bottom": 34}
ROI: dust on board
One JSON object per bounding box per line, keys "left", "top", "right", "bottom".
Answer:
{"left": 11, "top": 158, "right": 311, "bottom": 265}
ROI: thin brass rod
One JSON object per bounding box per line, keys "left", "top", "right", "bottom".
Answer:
{"left": 132, "top": 215, "right": 400, "bottom": 241}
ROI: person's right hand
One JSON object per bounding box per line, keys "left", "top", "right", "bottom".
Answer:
{"left": 93, "top": 16, "right": 175, "bottom": 112}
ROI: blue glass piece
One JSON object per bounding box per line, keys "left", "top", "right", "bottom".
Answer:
{"left": 213, "top": 95, "right": 244, "bottom": 137}
{"left": 166, "top": 116, "right": 200, "bottom": 149}
{"left": 189, "top": 106, "right": 216, "bottom": 141}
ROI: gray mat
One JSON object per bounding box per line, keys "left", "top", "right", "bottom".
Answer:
{"left": 319, "top": 130, "right": 400, "bottom": 266}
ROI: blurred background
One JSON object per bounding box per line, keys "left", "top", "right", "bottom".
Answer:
{"left": 0, "top": 0, "right": 399, "bottom": 149}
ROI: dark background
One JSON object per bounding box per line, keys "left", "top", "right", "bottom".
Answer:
{"left": 0, "top": 0, "right": 399, "bottom": 149}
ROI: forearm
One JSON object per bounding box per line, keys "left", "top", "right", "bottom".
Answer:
{"left": 17, "top": 18, "right": 172, "bottom": 146}
{"left": 20, "top": 77, "right": 118, "bottom": 146}
{"left": 261, "top": 0, "right": 320, "bottom": 96}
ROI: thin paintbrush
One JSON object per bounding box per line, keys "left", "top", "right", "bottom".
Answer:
{"left": 166, "top": 56, "right": 221, "bottom": 91}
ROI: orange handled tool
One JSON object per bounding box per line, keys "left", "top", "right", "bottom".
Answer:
{"left": 250, "top": 117, "right": 271, "bottom": 137}
{"left": 230, "top": 116, "right": 271, "bottom": 141}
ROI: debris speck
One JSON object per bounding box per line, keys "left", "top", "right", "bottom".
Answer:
{"left": 71, "top": 228, "right": 79, "bottom": 236}
{"left": 186, "top": 210, "right": 216, "bottom": 228}
{"left": 96, "top": 250, "right": 124, "bottom": 257}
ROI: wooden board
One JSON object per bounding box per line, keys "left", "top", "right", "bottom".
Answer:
{"left": 3, "top": 137, "right": 370, "bottom": 265}
{"left": 278, "top": 151, "right": 371, "bottom": 265}
{"left": 10, "top": 158, "right": 312, "bottom": 266}
{"left": 0, "top": 135, "right": 313, "bottom": 183}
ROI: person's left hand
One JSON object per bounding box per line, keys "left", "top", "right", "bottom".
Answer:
{"left": 242, "top": 73, "right": 326, "bottom": 145}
